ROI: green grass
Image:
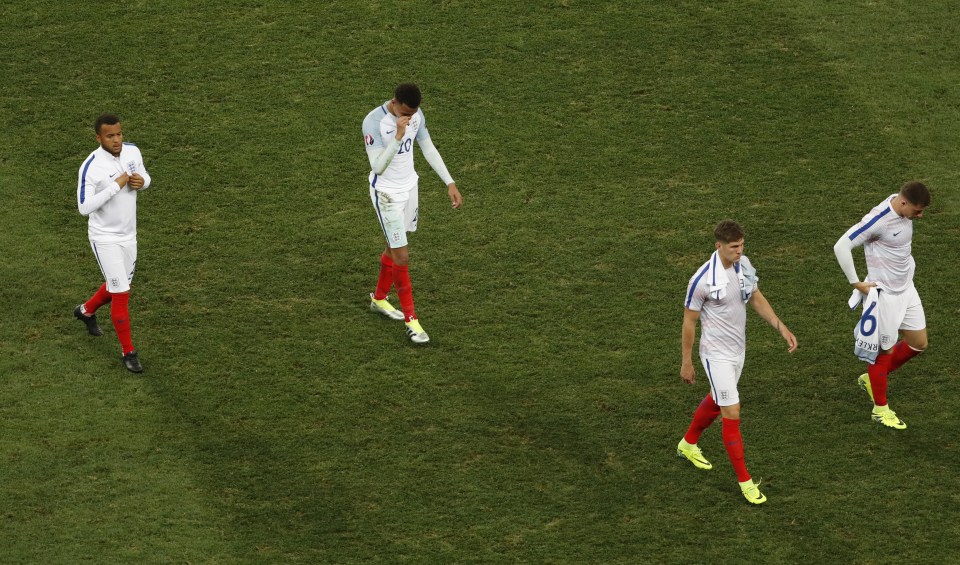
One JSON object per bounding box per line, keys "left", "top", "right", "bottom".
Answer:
{"left": 2, "top": 0, "right": 959, "bottom": 562}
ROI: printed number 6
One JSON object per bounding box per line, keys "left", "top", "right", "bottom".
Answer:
{"left": 860, "top": 302, "right": 877, "bottom": 336}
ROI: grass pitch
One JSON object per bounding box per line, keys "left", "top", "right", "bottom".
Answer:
{"left": 1, "top": 1, "right": 959, "bottom": 562}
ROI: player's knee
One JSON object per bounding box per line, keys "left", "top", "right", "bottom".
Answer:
{"left": 391, "top": 250, "right": 409, "bottom": 266}
{"left": 903, "top": 331, "right": 928, "bottom": 352}
{"left": 720, "top": 405, "right": 741, "bottom": 420}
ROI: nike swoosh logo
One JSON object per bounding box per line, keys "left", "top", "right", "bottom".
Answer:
{"left": 109, "top": 173, "right": 118, "bottom": 178}
{"left": 893, "top": 231, "right": 902, "bottom": 236}
{"left": 386, "top": 130, "right": 395, "bottom": 135}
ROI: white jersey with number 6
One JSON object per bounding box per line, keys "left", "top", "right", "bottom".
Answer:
{"left": 841, "top": 194, "right": 915, "bottom": 294}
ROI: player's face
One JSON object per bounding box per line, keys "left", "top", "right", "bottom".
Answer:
{"left": 96, "top": 123, "right": 123, "bottom": 156}
{"left": 901, "top": 201, "right": 926, "bottom": 219}
{"left": 716, "top": 238, "right": 744, "bottom": 265}
{"left": 392, "top": 101, "right": 418, "bottom": 118}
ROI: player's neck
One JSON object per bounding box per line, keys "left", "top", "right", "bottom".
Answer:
{"left": 890, "top": 196, "right": 908, "bottom": 218}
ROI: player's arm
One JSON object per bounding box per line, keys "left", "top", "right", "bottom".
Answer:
{"left": 834, "top": 226, "right": 876, "bottom": 295}
{"left": 417, "top": 135, "right": 460, "bottom": 208}
{"left": 77, "top": 169, "right": 128, "bottom": 216}
{"left": 680, "top": 307, "right": 700, "bottom": 383}
{"left": 748, "top": 289, "right": 798, "bottom": 352}
{"left": 363, "top": 114, "right": 401, "bottom": 175}
{"left": 367, "top": 140, "right": 401, "bottom": 175}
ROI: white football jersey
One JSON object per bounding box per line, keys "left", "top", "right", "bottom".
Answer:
{"left": 685, "top": 255, "right": 758, "bottom": 363}
{"left": 842, "top": 194, "right": 915, "bottom": 294}
{"left": 362, "top": 102, "right": 430, "bottom": 194}
{"left": 77, "top": 143, "right": 151, "bottom": 243}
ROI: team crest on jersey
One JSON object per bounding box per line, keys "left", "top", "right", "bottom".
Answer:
{"left": 364, "top": 134, "right": 374, "bottom": 146}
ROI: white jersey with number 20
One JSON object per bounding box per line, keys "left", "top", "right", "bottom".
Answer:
{"left": 362, "top": 102, "right": 429, "bottom": 195}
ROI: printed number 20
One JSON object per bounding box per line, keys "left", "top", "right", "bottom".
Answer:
{"left": 397, "top": 139, "right": 413, "bottom": 154}
{"left": 860, "top": 302, "right": 877, "bottom": 336}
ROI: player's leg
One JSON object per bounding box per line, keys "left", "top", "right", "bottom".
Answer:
{"left": 712, "top": 359, "right": 765, "bottom": 504}
{"left": 368, "top": 245, "right": 404, "bottom": 321}
{"left": 705, "top": 360, "right": 745, "bottom": 474}
{"left": 391, "top": 186, "right": 428, "bottom": 343}
{"left": 677, "top": 393, "right": 720, "bottom": 470}
{"left": 865, "top": 291, "right": 908, "bottom": 429}
{"left": 718, "top": 402, "right": 747, "bottom": 483}
{"left": 683, "top": 394, "right": 721, "bottom": 444}
{"left": 83, "top": 283, "right": 112, "bottom": 314}
{"left": 383, "top": 196, "right": 415, "bottom": 322}
{"left": 75, "top": 284, "right": 109, "bottom": 336}
{"left": 110, "top": 289, "right": 133, "bottom": 354}
{"left": 891, "top": 329, "right": 926, "bottom": 370}
{"left": 74, "top": 242, "right": 116, "bottom": 336}
{"left": 889, "top": 289, "right": 926, "bottom": 372}
{"left": 374, "top": 246, "right": 395, "bottom": 300}
{"left": 390, "top": 183, "right": 418, "bottom": 319}
{"left": 388, "top": 244, "right": 418, "bottom": 323}
{"left": 105, "top": 242, "right": 141, "bottom": 372}
{"left": 368, "top": 187, "right": 405, "bottom": 321}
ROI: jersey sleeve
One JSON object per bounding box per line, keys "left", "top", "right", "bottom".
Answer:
{"left": 77, "top": 158, "right": 120, "bottom": 216}
{"left": 842, "top": 209, "right": 886, "bottom": 248}
{"left": 362, "top": 112, "right": 384, "bottom": 150}
{"left": 130, "top": 145, "right": 151, "bottom": 191}
{"left": 363, "top": 111, "right": 401, "bottom": 174}
{"left": 415, "top": 109, "right": 429, "bottom": 142}
{"left": 418, "top": 136, "right": 454, "bottom": 186}
{"left": 684, "top": 266, "right": 709, "bottom": 311}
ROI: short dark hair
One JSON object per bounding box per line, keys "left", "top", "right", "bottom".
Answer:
{"left": 95, "top": 113, "right": 121, "bottom": 133}
{"left": 714, "top": 220, "right": 745, "bottom": 243}
{"left": 899, "top": 181, "right": 930, "bottom": 207}
{"left": 394, "top": 83, "right": 422, "bottom": 108}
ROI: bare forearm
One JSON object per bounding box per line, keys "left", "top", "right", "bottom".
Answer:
{"left": 750, "top": 292, "right": 781, "bottom": 328}
{"left": 681, "top": 319, "right": 696, "bottom": 363}
{"left": 751, "top": 290, "right": 799, "bottom": 351}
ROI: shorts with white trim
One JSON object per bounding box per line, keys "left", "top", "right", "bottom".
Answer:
{"left": 90, "top": 239, "right": 137, "bottom": 293}
{"left": 370, "top": 185, "right": 419, "bottom": 249}
{"left": 702, "top": 356, "right": 744, "bottom": 407}
{"left": 877, "top": 285, "right": 925, "bottom": 351}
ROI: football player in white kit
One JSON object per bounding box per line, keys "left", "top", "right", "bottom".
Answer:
{"left": 833, "top": 181, "right": 930, "bottom": 430}
{"left": 361, "top": 83, "right": 462, "bottom": 344}
{"left": 74, "top": 114, "right": 151, "bottom": 373}
{"left": 677, "top": 220, "right": 798, "bottom": 505}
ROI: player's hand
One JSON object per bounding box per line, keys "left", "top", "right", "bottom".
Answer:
{"left": 114, "top": 172, "right": 130, "bottom": 188}
{"left": 448, "top": 183, "right": 462, "bottom": 209}
{"left": 395, "top": 116, "right": 410, "bottom": 140}
{"left": 128, "top": 173, "right": 145, "bottom": 190}
{"left": 680, "top": 362, "right": 695, "bottom": 384}
{"left": 851, "top": 281, "right": 877, "bottom": 295}
{"left": 780, "top": 325, "right": 798, "bottom": 353}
